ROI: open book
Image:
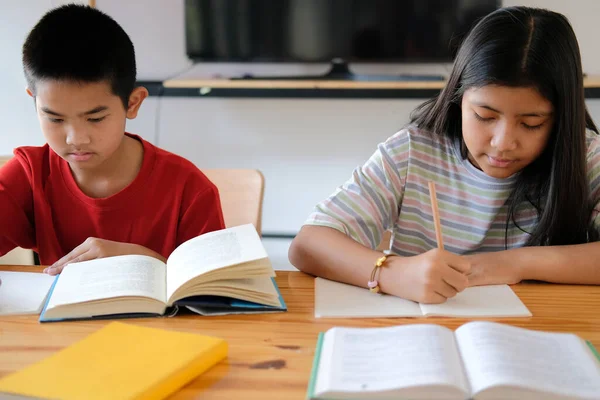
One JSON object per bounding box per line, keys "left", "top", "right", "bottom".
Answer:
{"left": 0, "top": 271, "right": 55, "bottom": 316}
{"left": 315, "top": 277, "right": 531, "bottom": 318}
{"left": 40, "top": 224, "right": 286, "bottom": 322}
{"left": 308, "top": 322, "right": 600, "bottom": 400}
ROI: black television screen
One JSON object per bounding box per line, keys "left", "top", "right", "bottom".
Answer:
{"left": 185, "top": 0, "right": 500, "bottom": 63}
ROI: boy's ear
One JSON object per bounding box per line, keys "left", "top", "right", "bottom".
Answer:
{"left": 26, "top": 87, "right": 34, "bottom": 97}
{"left": 125, "top": 87, "right": 149, "bottom": 119}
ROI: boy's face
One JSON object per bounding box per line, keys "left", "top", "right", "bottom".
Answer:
{"left": 28, "top": 80, "right": 146, "bottom": 170}
{"left": 461, "top": 85, "right": 554, "bottom": 179}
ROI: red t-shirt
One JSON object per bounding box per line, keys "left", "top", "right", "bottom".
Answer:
{"left": 0, "top": 134, "right": 225, "bottom": 265}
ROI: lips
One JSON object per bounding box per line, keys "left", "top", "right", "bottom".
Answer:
{"left": 487, "top": 155, "right": 515, "bottom": 168}
{"left": 68, "top": 152, "right": 94, "bottom": 162}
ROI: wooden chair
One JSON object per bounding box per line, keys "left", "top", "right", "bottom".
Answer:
{"left": 202, "top": 169, "right": 265, "bottom": 235}
{"left": 0, "top": 156, "right": 35, "bottom": 265}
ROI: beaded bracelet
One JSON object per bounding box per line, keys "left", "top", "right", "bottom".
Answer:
{"left": 367, "top": 254, "right": 389, "bottom": 293}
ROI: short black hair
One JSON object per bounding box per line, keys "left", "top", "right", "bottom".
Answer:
{"left": 22, "top": 4, "right": 136, "bottom": 109}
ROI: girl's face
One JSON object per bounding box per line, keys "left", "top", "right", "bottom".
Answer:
{"left": 461, "top": 85, "right": 554, "bottom": 179}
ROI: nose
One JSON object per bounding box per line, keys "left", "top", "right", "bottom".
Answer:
{"left": 490, "top": 122, "right": 517, "bottom": 152}
{"left": 65, "top": 125, "right": 91, "bottom": 147}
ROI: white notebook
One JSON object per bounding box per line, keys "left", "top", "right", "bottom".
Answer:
{"left": 315, "top": 278, "right": 532, "bottom": 318}
{"left": 0, "top": 271, "right": 55, "bottom": 316}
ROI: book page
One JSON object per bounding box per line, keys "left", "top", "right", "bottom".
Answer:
{"left": 314, "top": 324, "right": 470, "bottom": 398}
{"left": 45, "top": 255, "right": 167, "bottom": 309}
{"left": 166, "top": 224, "right": 269, "bottom": 298}
{"left": 455, "top": 322, "right": 600, "bottom": 399}
{"left": 0, "top": 271, "right": 55, "bottom": 315}
{"left": 314, "top": 277, "right": 422, "bottom": 318}
{"left": 419, "top": 285, "right": 532, "bottom": 317}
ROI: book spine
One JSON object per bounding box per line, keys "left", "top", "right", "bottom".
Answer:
{"left": 38, "top": 274, "right": 60, "bottom": 322}
{"left": 586, "top": 340, "right": 600, "bottom": 362}
{"left": 306, "top": 332, "right": 325, "bottom": 400}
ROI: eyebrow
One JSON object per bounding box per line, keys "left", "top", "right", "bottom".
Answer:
{"left": 40, "top": 106, "right": 109, "bottom": 117}
{"left": 471, "top": 102, "right": 553, "bottom": 117}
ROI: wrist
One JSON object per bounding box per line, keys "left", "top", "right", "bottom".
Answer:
{"left": 376, "top": 254, "right": 404, "bottom": 296}
{"left": 471, "top": 250, "right": 526, "bottom": 283}
{"left": 508, "top": 247, "right": 539, "bottom": 281}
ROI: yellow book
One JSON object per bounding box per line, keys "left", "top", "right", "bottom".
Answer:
{"left": 0, "top": 322, "right": 227, "bottom": 400}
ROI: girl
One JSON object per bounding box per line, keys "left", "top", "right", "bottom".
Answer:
{"left": 289, "top": 6, "right": 600, "bottom": 304}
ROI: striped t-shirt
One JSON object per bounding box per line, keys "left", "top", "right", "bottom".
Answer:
{"left": 305, "top": 127, "right": 600, "bottom": 255}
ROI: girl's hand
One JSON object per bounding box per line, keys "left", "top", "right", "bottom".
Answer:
{"left": 44, "top": 238, "right": 166, "bottom": 275}
{"left": 466, "top": 252, "right": 523, "bottom": 286}
{"left": 381, "top": 249, "right": 471, "bottom": 304}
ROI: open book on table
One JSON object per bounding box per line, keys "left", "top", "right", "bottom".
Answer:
{"left": 308, "top": 321, "right": 600, "bottom": 400}
{"left": 315, "top": 277, "right": 531, "bottom": 318}
{"left": 40, "top": 224, "right": 286, "bottom": 322}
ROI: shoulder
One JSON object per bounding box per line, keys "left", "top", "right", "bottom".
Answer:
{"left": 585, "top": 129, "right": 600, "bottom": 191}
{"left": 381, "top": 125, "right": 450, "bottom": 160}
{"left": 10, "top": 144, "right": 53, "bottom": 178}
{"left": 385, "top": 125, "right": 446, "bottom": 147}
{"left": 586, "top": 129, "right": 600, "bottom": 173}
{"left": 140, "top": 138, "right": 217, "bottom": 196}
{"left": 586, "top": 129, "right": 600, "bottom": 158}
{"left": 12, "top": 144, "right": 51, "bottom": 165}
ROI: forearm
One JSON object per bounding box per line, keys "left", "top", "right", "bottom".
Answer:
{"left": 505, "top": 242, "right": 600, "bottom": 284}
{"left": 288, "top": 225, "right": 384, "bottom": 289}
{"left": 289, "top": 225, "right": 472, "bottom": 303}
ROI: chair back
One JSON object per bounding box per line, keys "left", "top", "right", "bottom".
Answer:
{"left": 202, "top": 169, "right": 265, "bottom": 235}
{"left": 0, "top": 156, "right": 10, "bottom": 168}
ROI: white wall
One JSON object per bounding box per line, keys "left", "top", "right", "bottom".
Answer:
{"left": 157, "top": 97, "right": 418, "bottom": 232}
{"left": 0, "top": 0, "right": 50, "bottom": 151}
{"left": 2, "top": 0, "right": 600, "bottom": 235}
{"left": 503, "top": 0, "right": 600, "bottom": 76}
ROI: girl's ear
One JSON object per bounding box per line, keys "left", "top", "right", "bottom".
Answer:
{"left": 126, "top": 87, "right": 149, "bottom": 119}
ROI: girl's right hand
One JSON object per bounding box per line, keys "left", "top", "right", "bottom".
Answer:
{"left": 380, "top": 249, "right": 471, "bottom": 304}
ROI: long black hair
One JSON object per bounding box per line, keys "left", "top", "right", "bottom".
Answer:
{"left": 411, "top": 6, "right": 599, "bottom": 246}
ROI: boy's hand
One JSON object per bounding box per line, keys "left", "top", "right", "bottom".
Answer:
{"left": 44, "top": 238, "right": 166, "bottom": 275}
{"left": 381, "top": 249, "right": 471, "bottom": 304}
{"left": 466, "top": 252, "right": 523, "bottom": 287}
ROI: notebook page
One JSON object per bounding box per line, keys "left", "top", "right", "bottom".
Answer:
{"left": 0, "top": 271, "right": 55, "bottom": 315}
{"left": 314, "top": 277, "right": 422, "bottom": 318}
{"left": 314, "top": 324, "right": 469, "bottom": 398}
{"left": 455, "top": 322, "right": 600, "bottom": 399}
{"left": 419, "top": 285, "right": 532, "bottom": 317}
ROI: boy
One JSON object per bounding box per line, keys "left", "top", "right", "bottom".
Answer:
{"left": 0, "top": 5, "right": 224, "bottom": 274}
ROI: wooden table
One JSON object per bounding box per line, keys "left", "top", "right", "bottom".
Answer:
{"left": 1, "top": 266, "right": 600, "bottom": 399}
